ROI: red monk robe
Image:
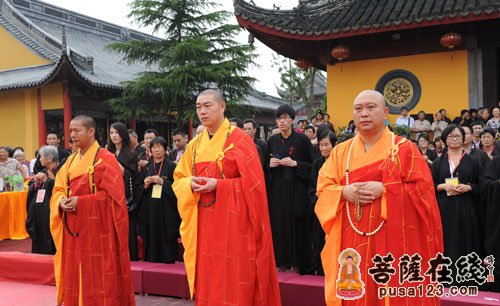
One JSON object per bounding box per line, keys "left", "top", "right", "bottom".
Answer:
{"left": 50, "top": 141, "right": 135, "bottom": 306}
{"left": 316, "top": 128, "right": 443, "bottom": 306}
{"left": 173, "top": 119, "right": 280, "bottom": 306}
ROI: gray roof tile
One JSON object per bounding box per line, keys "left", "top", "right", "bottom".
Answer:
{"left": 0, "top": 0, "right": 159, "bottom": 90}
{"left": 234, "top": 0, "right": 500, "bottom": 37}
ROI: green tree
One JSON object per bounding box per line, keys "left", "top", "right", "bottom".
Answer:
{"left": 107, "top": 0, "right": 257, "bottom": 124}
{"left": 272, "top": 55, "right": 316, "bottom": 112}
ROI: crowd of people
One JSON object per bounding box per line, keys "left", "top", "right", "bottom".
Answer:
{"left": 1, "top": 90, "right": 500, "bottom": 305}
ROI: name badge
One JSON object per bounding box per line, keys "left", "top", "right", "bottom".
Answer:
{"left": 36, "top": 189, "right": 46, "bottom": 203}
{"left": 445, "top": 177, "right": 459, "bottom": 186}
{"left": 152, "top": 184, "right": 162, "bottom": 199}
{"left": 445, "top": 177, "right": 460, "bottom": 196}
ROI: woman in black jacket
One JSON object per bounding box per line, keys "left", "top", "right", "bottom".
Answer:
{"left": 107, "top": 122, "right": 142, "bottom": 261}
{"left": 308, "top": 129, "right": 337, "bottom": 275}
{"left": 417, "top": 133, "right": 437, "bottom": 167}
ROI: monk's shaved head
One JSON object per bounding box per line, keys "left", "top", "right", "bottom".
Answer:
{"left": 71, "top": 115, "right": 96, "bottom": 130}
{"left": 354, "top": 90, "right": 386, "bottom": 107}
{"left": 352, "top": 90, "right": 389, "bottom": 136}
{"left": 198, "top": 89, "right": 225, "bottom": 103}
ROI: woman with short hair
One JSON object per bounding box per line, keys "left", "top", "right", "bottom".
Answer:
{"left": 0, "top": 146, "right": 26, "bottom": 179}
{"left": 411, "top": 111, "right": 431, "bottom": 141}
{"left": 140, "top": 137, "right": 180, "bottom": 263}
{"left": 480, "top": 128, "right": 500, "bottom": 160}
{"left": 431, "top": 124, "right": 484, "bottom": 286}
{"left": 418, "top": 133, "right": 437, "bottom": 167}
{"left": 309, "top": 130, "right": 337, "bottom": 275}
{"left": 26, "top": 145, "right": 60, "bottom": 254}
{"left": 431, "top": 111, "right": 447, "bottom": 139}
{"left": 13, "top": 149, "right": 30, "bottom": 177}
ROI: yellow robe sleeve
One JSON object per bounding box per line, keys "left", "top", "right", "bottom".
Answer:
{"left": 315, "top": 144, "right": 345, "bottom": 306}
{"left": 172, "top": 141, "right": 199, "bottom": 298}
{"left": 49, "top": 153, "right": 74, "bottom": 305}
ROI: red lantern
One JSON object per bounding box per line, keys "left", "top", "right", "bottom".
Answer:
{"left": 440, "top": 32, "right": 463, "bottom": 50}
{"left": 295, "top": 59, "right": 311, "bottom": 70}
{"left": 331, "top": 45, "right": 351, "bottom": 61}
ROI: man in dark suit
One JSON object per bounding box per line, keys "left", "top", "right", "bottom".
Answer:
{"left": 169, "top": 128, "right": 188, "bottom": 164}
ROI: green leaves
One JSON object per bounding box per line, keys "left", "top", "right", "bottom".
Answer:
{"left": 107, "top": 0, "right": 256, "bottom": 125}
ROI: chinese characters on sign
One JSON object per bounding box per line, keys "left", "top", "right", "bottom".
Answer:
{"left": 336, "top": 250, "right": 495, "bottom": 300}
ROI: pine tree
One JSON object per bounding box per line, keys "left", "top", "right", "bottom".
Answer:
{"left": 107, "top": 0, "right": 256, "bottom": 123}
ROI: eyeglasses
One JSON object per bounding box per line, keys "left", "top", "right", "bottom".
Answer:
{"left": 446, "top": 134, "right": 462, "bottom": 139}
{"left": 276, "top": 115, "right": 292, "bottom": 120}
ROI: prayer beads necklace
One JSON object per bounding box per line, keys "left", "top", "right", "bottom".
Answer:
{"left": 344, "top": 136, "right": 386, "bottom": 237}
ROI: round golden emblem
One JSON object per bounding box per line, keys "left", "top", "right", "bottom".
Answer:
{"left": 383, "top": 78, "right": 414, "bottom": 107}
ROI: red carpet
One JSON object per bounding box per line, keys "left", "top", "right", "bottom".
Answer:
{"left": 1, "top": 244, "right": 499, "bottom": 306}
{"left": 0, "top": 238, "right": 31, "bottom": 253}
{"left": 0, "top": 281, "right": 193, "bottom": 306}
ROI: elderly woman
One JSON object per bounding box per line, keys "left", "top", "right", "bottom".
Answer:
{"left": 26, "top": 146, "right": 60, "bottom": 254}
{"left": 411, "top": 111, "right": 432, "bottom": 140}
{"left": 139, "top": 137, "right": 180, "bottom": 263}
{"left": 431, "top": 124, "right": 484, "bottom": 286}
{"left": 13, "top": 149, "right": 30, "bottom": 177}
{"left": 0, "top": 146, "right": 26, "bottom": 180}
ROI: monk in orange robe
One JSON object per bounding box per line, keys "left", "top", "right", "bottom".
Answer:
{"left": 316, "top": 90, "right": 443, "bottom": 306}
{"left": 172, "top": 89, "right": 280, "bottom": 306}
{"left": 50, "top": 115, "right": 135, "bottom": 306}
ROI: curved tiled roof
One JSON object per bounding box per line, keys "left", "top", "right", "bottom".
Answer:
{"left": 235, "top": 0, "right": 500, "bottom": 39}
{"left": 0, "top": 63, "right": 57, "bottom": 90}
{"left": 246, "top": 89, "right": 304, "bottom": 112}
{"left": 0, "top": 0, "right": 159, "bottom": 90}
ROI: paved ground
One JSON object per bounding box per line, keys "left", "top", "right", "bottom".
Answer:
{"left": 0, "top": 281, "right": 194, "bottom": 306}
{"left": 0, "top": 240, "right": 194, "bottom": 305}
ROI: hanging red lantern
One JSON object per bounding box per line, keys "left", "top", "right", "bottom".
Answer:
{"left": 331, "top": 45, "right": 351, "bottom": 61}
{"left": 294, "top": 59, "right": 311, "bottom": 70}
{"left": 440, "top": 32, "right": 463, "bottom": 50}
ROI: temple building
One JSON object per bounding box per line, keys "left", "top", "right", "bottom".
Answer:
{"left": 0, "top": 0, "right": 287, "bottom": 156}
{"left": 235, "top": 0, "right": 500, "bottom": 128}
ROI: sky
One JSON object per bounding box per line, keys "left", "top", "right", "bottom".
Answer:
{"left": 41, "top": 0, "right": 298, "bottom": 96}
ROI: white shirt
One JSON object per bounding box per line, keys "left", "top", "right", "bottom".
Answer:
{"left": 395, "top": 116, "right": 415, "bottom": 127}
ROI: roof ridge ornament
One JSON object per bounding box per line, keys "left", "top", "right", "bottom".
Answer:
{"left": 61, "top": 23, "right": 67, "bottom": 54}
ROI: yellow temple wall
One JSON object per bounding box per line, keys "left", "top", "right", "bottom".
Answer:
{"left": 41, "top": 83, "right": 63, "bottom": 110}
{"left": 0, "top": 26, "right": 51, "bottom": 70}
{"left": 326, "top": 51, "right": 469, "bottom": 130}
{"left": 0, "top": 89, "right": 39, "bottom": 159}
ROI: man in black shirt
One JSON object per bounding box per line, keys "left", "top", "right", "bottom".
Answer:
{"left": 243, "top": 119, "right": 265, "bottom": 167}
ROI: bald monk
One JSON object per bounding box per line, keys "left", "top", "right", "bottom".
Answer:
{"left": 50, "top": 115, "right": 135, "bottom": 306}
{"left": 172, "top": 89, "right": 280, "bottom": 305}
{"left": 316, "top": 90, "right": 443, "bottom": 306}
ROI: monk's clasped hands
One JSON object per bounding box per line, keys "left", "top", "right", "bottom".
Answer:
{"left": 342, "top": 181, "right": 384, "bottom": 205}
{"left": 60, "top": 196, "right": 78, "bottom": 213}
{"left": 191, "top": 176, "right": 217, "bottom": 193}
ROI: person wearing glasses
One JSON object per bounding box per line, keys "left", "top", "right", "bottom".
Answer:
{"left": 431, "top": 124, "right": 484, "bottom": 287}
{"left": 265, "top": 104, "right": 319, "bottom": 274}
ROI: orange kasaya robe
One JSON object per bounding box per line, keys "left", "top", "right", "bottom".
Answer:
{"left": 172, "top": 119, "right": 280, "bottom": 306}
{"left": 50, "top": 141, "right": 135, "bottom": 306}
{"left": 316, "top": 127, "right": 443, "bottom": 306}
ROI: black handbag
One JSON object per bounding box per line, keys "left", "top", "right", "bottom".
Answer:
{"left": 126, "top": 175, "right": 138, "bottom": 212}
